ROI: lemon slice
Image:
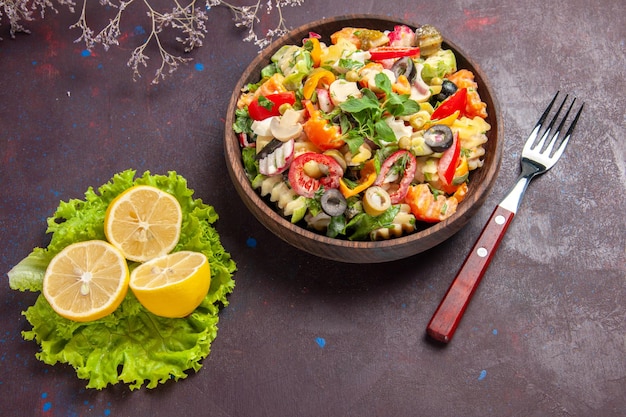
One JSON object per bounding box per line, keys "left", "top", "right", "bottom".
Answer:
{"left": 43, "top": 240, "right": 130, "bottom": 322}
{"left": 104, "top": 185, "right": 182, "bottom": 262}
{"left": 129, "top": 251, "right": 211, "bottom": 318}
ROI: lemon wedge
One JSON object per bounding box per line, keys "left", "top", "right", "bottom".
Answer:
{"left": 104, "top": 185, "right": 182, "bottom": 262}
{"left": 43, "top": 240, "right": 130, "bottom": 322}
{"left": 129, "top": 251, "right": 211, "bottom": 318}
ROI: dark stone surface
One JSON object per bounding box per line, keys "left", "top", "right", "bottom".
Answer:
{"left": 1, "top": 1, "right": 624, "bottom": 416}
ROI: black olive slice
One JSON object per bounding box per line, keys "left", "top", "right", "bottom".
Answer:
{"left": 255, "top": 138, "right": 284, "bottom": 160}
{"left": 429, "top": 79, "right": 458, "bottom": 106}
{"left": 424, "top": 124, "right": 453, "bottom": 152}
{"left": 440, "top": 79, "right": 458, "bottom": 97}
{"left": 390, "top": 57, "right": 417, "bottom": 83}
{"left": 320, "top": 188, "right": 347, "bottom": 217}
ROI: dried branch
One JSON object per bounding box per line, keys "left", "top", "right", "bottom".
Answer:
{"left": 0, "top": 0, "right": 305, "bottom": 83}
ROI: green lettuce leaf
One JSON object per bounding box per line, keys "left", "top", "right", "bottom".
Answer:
{"left": 420, "top": 49, "right": 457, "bottom": 83}
{"left": 8, "top": 248, "right": 49, "bottom": 292}
{"left": 271, "top": 44, "right": 313, "bottom": 90}
{"left": 8, "top": 169, "right": 236, "bottom": 390}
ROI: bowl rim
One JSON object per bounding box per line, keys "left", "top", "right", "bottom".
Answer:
{"left": 224, "top": 14, "right": 503, "bottom": 258}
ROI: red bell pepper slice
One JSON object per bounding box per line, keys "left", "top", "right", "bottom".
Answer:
{"left": 369, "top": 46, "right": 420, "bottom": 61}
{"left": 430, "top": 88, "right": 468, "bottom": 121}
{"left": 288, "top": 153, "right": 344, "bottom": 198}
{"left": 248, "top": 92, "right": 296, "bottom": 121}
{"left": 374, "top": 150, "right": 417, "bottom": 204}
{"left": 437, "top": 131, "right": 461, "bottom": 186}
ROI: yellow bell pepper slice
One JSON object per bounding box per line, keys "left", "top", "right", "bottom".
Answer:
{"left": 452, "top": 182, "right": 469, "bottom": 203}
{"left": 303, "top": 68, "right": 336, "bottom": 100}
{"left": 452, "top": 155, "right": 469, "bottom": 184}
{"left": 309, "top": 37, "right": 322, "bottom": 67}
{"left": 419, "top": 102, "right": 434, "bottom": 114}
{"left": 392, "top": 75, "right": 411, "bottom": 95}
{"left": 424, "top": 110, "right": 460, "bottom": 130}
{"left": 339, "top": 160, "right": 378, "bottom": 198}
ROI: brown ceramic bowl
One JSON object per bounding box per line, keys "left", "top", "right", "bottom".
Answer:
{"left": 224, "top": 14, "right": 503, "bottom": 263}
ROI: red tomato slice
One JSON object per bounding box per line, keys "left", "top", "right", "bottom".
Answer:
{"left": 248, "top": 92, "right": 296, "bottom": 121}
{"left": 288, "top": 153, "right": 344, "bottom": 198}
{"left": 374, "top": 150, "right": 417, "bottom": 204}
{"left": 430, "top": 88, "right": 468, "bottom": 121}
{"left": 369, "top": 46, "right": 420, "bottom": 61}
{"left": 437, "top": 132, "right": 461, "bottom": 186}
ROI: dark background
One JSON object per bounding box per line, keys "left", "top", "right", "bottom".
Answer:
{"left": 1, "top": 0, "right": 624, "bottom": 416}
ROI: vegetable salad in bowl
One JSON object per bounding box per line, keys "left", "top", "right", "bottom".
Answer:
{"left": 233, "top": 23, "right": 492, "bottom": 242}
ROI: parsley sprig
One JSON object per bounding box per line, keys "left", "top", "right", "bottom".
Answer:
{"left": 338, "top": 73, "right": 420, "bottom": 152}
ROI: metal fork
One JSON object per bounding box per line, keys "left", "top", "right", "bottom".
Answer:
{"left": 426, "top": 91, "right": 584, "bottom": 343}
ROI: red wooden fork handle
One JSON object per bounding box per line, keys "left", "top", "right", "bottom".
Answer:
{"left": 426, "top": 205, "right": 515, "bottom": 343}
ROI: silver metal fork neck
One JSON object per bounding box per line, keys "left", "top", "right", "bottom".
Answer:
{"left": 498, "top": 160, "right": 543, "bottom": 213}
{"left": 498, "top": 176, "right": 529, "bottom": 214}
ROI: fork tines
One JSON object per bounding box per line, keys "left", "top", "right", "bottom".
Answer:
{"left": 530, "top": 91, "right": 585, "bottom": 156}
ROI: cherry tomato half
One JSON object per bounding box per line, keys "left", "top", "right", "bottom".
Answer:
{"left": 288, "top": 153, "right": 344, "bottom": 198}
{"left": 374, "top": 150, "right": 417, "bottom": 204}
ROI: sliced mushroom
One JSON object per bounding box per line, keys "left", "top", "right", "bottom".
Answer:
{"left": 409, "top": 63, "right": 431, "bottom": 103}
{"left": 281, "top": 108, "right": 304, "bottom": 125}
{"left": 251, "top": 117, "right": 274, "bottom": 137}
{"left": 329, "top": 79, "right": 362, "bottom": 105}
{"left": 270, "top": 108, "right": 304, "bottom": 142}
{"left": 385, "top": 116, "right": 413, "bottom": 144}
{"left": 361, "top": 68, "right": 397, "bottom": 94}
